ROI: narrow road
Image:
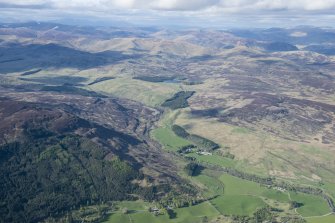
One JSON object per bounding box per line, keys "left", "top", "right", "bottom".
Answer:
{"left": 304, "top": 212, "right": 334, "bottom": 219}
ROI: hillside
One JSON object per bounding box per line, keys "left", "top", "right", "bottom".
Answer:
{"left": 0, "top": 90, "right": 197, "bottom": 222}
{"left": 0, "top": 22, "right": 335, "bottom": 223}
{"left": 0, "top": 98, "right": 160, "bottom": 222}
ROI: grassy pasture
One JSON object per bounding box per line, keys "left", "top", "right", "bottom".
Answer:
{"left": 306, "top": 214, "right": 335, "bottom": 223}
{"left": 211, "top": 195, "right": 266, "bottom": 216}
{"left": 261, "top": 190, "right": 291, "bottom": 203}
{"left": 208, "top": 173, "right": 298, "bottom": 216}
{"left": 186, "top": 153, "right": 236, "bottom": 168}
{"left": 172, "top": 201, "right": 220, "bottom": 223}
{"left": 219, "top": 174, "right": 269, "bottom": 196}
{"left": 192, "top": 174, "right": 224, "bottom": 197}
{"left": 322, "top": 182, "right": 335, "bottom": 200}
{"left": 191, "top": 172, "right": 290, "bottom": 217}
{"left": 290, "top": 193, "right": 330, "bottom": 217}
{"left": 151, "top": 127, "right": 193, "bottom": 151}
{"left": 218, "top": 174, "right": 291, "bottom": 202}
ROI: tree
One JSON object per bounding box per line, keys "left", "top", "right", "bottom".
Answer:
{"left": 253, "top": 207, "right": 273, "bottom": 223}
{"left": 166, "top": 209, "right": 177, "bottom": 219}
{"left": 290, "top": 201, "right": 304, "bottom": 209}
{"left": 184, "top": 162, "right": 200, "bottom": 176}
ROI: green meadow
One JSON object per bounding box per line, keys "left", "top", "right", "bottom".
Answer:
{"left": 210, "top": 195, "right": 266, "bottom": 216}
{"left": 306, "top": 214, "right": 335, "bottom": 223}
{"left": 290, "top": 193, "right": 330, "bottom": 217}
{"left": 151, "top": 127, "right": 193, "bottom": 151}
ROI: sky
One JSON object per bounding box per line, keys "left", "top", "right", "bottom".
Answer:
{"left": 0, "top": 0, "right": 334, "bottom": 28}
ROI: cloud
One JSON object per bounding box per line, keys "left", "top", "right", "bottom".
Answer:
{"left": 0, "top": 0, "right": 46, "bottom": 5}
{"left": 150, "top": 0, "right": 219, "bottom": 11}
{"left": 1, "top": 0, "right": 335, "bottom": 11}
{"left": 0, "top": 0, "right": 334, "bottom": 28}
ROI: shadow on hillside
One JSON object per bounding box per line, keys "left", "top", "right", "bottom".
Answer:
{"left": 0, "top": 43, "right": 140, "bottom": 73}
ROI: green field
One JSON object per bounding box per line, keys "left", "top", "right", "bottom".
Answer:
{"left": 306, "top": 214, "right": 335, "bottom": 223}
{"left": 131, "top": 212, "right": 170, "bottom": 223}
{"left": 189, "top": 173, "right": 290, "bottom": 217}
{"left": 214, "top": 174, "right": 290, "bottom": 215}
{"left": 290, "top": 193, "right": 330, "bottom": 217}
{"left": 151, "top": 127, "right": 193, "bottom": 151}
{"left": 219, "top": 174, "right": 291, "bottom": 204}
{"left": 220, "top": 174, "right": 269, "bottom": 196}
{"left": 192, "top": 174, "right": 224, "bottom": 197}
{"left": 261, "top": 190, "right": 291, "bottom": 203}
{"left": 105, "top": 213, "right": 130, "bottom": 223}
{"left": 211, "top": 195, "right": 266, "bottom": 216}
{"left": 172, "top": 201, "right": 220, "bottom": 223}
{"left": 322, "top": 181, "right": 335, "bottom": 199}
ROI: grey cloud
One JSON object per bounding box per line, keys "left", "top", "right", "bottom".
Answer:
{"left": 0, "top": 0, "right": 334, "bottom": 28}
{"left": 1, "top": 0, "right": 335, "bottom": 11}
{"left": 0, "top": 2, "right": 49, "bottom": 9}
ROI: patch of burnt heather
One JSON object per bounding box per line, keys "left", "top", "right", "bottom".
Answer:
{"left": 224, "top": 75, "right": 273, "bottom": 93}
{"left": 133, "top": 75, "right": 177, "bottom": 83}
{"left": 190, "top": 108, "right": 221, "bottom": 117}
